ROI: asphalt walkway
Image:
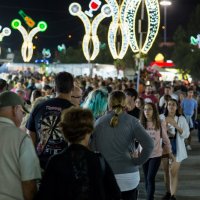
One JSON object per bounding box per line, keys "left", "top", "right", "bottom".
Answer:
{"left": 138, "top": 131, "right": 200, "bottom": 200}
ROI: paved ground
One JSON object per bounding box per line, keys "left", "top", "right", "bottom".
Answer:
{"left": 138, "top": 131, "right": 200, "bottom": 200}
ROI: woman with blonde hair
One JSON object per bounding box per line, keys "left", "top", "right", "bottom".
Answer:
{"left": 91, "top": 91, "right": 154, "bottom": 200}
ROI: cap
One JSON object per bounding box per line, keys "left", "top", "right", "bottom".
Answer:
{"left": 0, "top": 91, "right": 29, "bottom": 113}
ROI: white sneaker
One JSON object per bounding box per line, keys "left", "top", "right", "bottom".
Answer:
{"left": 187, "top": 145, "right": 192, "bottom": 150}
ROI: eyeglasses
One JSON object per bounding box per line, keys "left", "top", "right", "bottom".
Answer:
{"left": 144, "top": 108, "right": 153, "bottom": 111}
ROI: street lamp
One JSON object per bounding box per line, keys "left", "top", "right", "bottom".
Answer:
{"left": 160, "top": 0, "right": 172, "bottom": 44}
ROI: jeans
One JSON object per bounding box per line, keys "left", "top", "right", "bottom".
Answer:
{"left": 121, "top": 188, "right": 138, "bottom": 200}
{"left": 143, "top": 157, "right": 161, "bottom": 200}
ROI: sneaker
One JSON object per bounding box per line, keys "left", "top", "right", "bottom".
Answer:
{"left": 162, "top": 192, "right": 171, "bottom": 200}
{"left": 187, "top": 145, "right": 192, "bottom": 150}
{"left": 170, "top": 195, "right": 176, "bottom": 200}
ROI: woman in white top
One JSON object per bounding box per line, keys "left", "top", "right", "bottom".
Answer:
{"left": 160, "top": 99, "right": 189, "bottom": 200}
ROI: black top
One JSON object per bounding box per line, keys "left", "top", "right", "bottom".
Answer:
{"left": 26, "top": 97, "right": 73, "bottom": 169}
{"left": 127, "top": 107, "right": 140, "bottom": 119}
{"left": 35, "top": 144, "right": 121, "bottom": 200}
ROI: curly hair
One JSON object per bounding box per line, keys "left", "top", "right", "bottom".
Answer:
{"left": 60, "top": 107, "right": 94, "bottom": 143}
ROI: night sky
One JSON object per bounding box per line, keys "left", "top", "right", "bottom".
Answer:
{"left": 0, "top": 0, "right": 199, "bottom": 52}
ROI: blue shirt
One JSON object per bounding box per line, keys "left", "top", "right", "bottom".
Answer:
{"left": 181, "top": 98, "right": 197, "bottom": 116}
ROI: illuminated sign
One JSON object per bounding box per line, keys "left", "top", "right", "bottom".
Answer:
{"left": 11, "top": 19, "right": 47, "bottom": 62}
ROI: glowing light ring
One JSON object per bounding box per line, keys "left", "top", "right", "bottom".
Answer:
{"left": 125, "top": 0, "right": 141, "bottom": 52}
{"left": 2, "top": 28, "right": 11, "bottom": 36}
{"left": 0, "top": 26, "right": 11, "bottom": 42}
{"left": 141, "top": 0, "right": 160, "bottom": 53}
{"left": 37, "top": 21, "right": 48, "bottom": 32}
{"left": 11, "top": 19, "right": 47, "bottom": 62}
{"left": 11, "top": 19, "right": 21, "bottom": 30}
{"left": 69, "top": 3, "right": 111, "bottom": 61}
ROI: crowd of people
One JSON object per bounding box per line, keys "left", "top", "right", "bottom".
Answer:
{"left": 0, "top": 69, "right": 199, "bottom": 200}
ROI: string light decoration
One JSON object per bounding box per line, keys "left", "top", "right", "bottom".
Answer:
{"left": 0, "top": 25, "right": 11, "bottom": 42}
{"left": 69, "top": 0, "right": 160, "bottom": 60}
{"left": 108, "top": 0, "right": 160, "bottom": 56}
{"left": 190, "top": 34, "right": 200, "bottom": 48}
{"left": 106, "top": 0, "right": 130, "bottom": 59}
{"left": 69, "top": 2, "right": 112, "bottom": 61}
{"left": 141, "top": 0, "right": 160, "bottom": 53}
{"left": 11, "top": 19, "right": 47, "bottom": 62}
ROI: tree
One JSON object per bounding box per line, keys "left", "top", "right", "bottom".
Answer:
{"left": 171, "top": 4, "right": 200, "bottom": 80}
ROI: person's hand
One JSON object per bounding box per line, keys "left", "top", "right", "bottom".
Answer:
{"left": 166, "top": 117, "right": 176, "bottom": 127}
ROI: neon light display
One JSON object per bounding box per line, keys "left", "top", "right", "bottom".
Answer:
{"left": 69, "top": 2, "right": 111, "bottom": 61}
{"left": 18, "top": 10, "right": 36, "bottom": 28}
{"left": 85, "top": 0, "right": 102, "bottom": 17}
{"left": 11, "top": 19, "right": 47, "bottom": 62}
{"left": 0, "top": 25, "right": 11, "bottom": 42}
{"left": 190, "top": 34, "right": 200, "bottom": 48}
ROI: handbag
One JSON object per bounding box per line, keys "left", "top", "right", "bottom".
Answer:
{"left": 169, "top": 117, "right": 179, "bottom": 155}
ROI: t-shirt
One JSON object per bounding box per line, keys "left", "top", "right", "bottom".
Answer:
{"left": 181, "top": 98, "right": 197, "bottom": 116}
{"left": 0, "top": 117, "right": 41, "bottom": 200}
{"left": 26, "top": 98, "right": 73, "bottom": 169}
{"left": 127, "top": 107, "right": 140, "bottom": 119}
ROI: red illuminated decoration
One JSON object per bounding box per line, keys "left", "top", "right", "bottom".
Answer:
{"left": 150, "top": 53, "right": 175, "bottom": 68}
{"left": 85, "top": 0, "right": 102, "bottom": 17}
{"left": 150, "top": 61, "right": 174, "bottom": 67}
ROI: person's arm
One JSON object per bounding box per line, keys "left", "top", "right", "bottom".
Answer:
{"left": 19, "top": 135, "right": 41, "bottom": 199}
{"left": 27, "top": 130, "right": 37, "bottom": 146}
{"left": 22, "top": 180, "right": 37, "bottom": 200}
{"left": 131, "top": 119, "right": 154, "bottom": 165}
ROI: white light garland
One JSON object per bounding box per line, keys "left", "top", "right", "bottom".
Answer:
{"left": 141, "top": 0, "right": 160, "bottom": 53}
